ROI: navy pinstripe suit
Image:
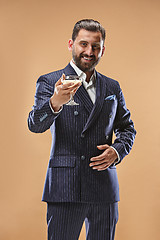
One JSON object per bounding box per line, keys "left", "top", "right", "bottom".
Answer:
{"left": 28, "top": 63, "right": 136, "bottom": 239}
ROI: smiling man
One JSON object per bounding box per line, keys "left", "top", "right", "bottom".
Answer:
{"left": 28, "top": 19, "right": 136, "bottom": 240}
{"left": 69, "top": 29, "right": 105, "bottom": 80}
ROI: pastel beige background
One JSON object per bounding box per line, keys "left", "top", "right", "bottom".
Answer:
{"left": 0, "top": 0, "right": 160, "bottom": 239}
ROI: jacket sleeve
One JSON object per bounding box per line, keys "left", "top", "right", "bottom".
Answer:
{"left": 28, "top": 76, "right": 60, "bottom": 133}
{"left": 111, "top": 83, "right": 136, "bottom": 162}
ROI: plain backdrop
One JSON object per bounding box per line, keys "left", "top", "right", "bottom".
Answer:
{"left": 0, "top": 0, "right": 160, "bottom": 239}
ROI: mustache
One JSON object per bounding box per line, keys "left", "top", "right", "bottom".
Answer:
{"left": 80, "top": 53, "right": 96, "bottom": 59}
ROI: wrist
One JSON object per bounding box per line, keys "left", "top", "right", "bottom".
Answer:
{"left": 50, "top": 97, "right": 62, "bottom": 112}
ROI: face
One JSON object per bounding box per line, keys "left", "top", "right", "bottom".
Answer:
{"left": 68, "top": 29, "right": 105, "bottom": 73}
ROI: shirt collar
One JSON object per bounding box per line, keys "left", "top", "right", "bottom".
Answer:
{"left": 70, "top": 60, "right": 96, "bottom": 89}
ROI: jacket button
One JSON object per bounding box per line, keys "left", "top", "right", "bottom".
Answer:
{"left": 81, "top": 133, "right": 85, "bottom": 138}
{"left": 74, "top": 111, "right": 79, "bottom": 116}
{"left": 81, "top": 155, "right": 85, "bottom": 160}
{"left": 106, "top": 135, "right": 109, "bottom": 140}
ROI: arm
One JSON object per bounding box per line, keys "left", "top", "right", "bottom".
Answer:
{"left": 28, "top": 74, "right": 81, "bottom": 133}
{"left": 90, "top": 82, "right": 136, "bottom": 171}
{"left": 112, "top": 83, "right": 136, "bottom": 161}
{"left": 27, "top": 75, "right": 59, "bottom": 133}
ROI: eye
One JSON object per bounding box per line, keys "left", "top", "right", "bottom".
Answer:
{"left": 92, "top": 44, "right": 100, "bottom": 50}
{"left": 80, "top": 42, "right": 87, "bottom": 47}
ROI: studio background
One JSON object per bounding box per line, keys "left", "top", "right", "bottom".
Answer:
{"left": 0, "top": 0, "right": 160, "bottom": 239}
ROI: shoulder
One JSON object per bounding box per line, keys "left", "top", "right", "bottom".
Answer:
{"left": 35, "top": 68, "right": 64, "bottom": 90}
{"left": 97, "top": 72, "right": 120, "bottom": 91}
{"left": 34, "top": 68, "right": 64, "bottom": 93}
{"left": 39, "top": 68, "right": 64, "bottom": 82}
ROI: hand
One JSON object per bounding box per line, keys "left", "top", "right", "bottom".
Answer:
{"left": 50, "top": 74, "right": 81, "bottom": 111}
{"left": 89, "top": 144, "right": 118, "bottom": 171}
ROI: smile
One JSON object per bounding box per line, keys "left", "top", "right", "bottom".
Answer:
{"left": 82, "top": 56, "right": 93, "bottom": 61}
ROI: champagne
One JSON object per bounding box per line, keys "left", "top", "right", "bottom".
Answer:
{"left": 62, "top": 79, "right": 82, "bottom": 84}
{"left": 62, "top": 75, "right": 82, "bottom": 106}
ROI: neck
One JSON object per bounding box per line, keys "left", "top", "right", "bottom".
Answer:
{"left": 71, "top": 60, "right": 94, "bottom": 83}
{"left": 85, "top": 70, "right": 94, "bottom": 83}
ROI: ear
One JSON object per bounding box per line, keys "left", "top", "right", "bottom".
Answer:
{"left": 68, "top": 39, "right": 74, "bottom": 51}
{"left": 101, "top": 45, "right": 105, "bottom": 57}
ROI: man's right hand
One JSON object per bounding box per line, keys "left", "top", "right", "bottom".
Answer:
{"left": 50, "top": 74, "right": 81, "bottom": 112}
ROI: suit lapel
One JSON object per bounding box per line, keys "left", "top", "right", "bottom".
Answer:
{"left": 63, "top": 64, "right": 107, "bottom": 130}
{"left": 63, "top": 63, "right": 77, "bottom": 76}
{"left": 76, "top": 85, "right": 93, "bottom": 113}
{"left": 81, "top": 72, "right": 107, "bottom": 134}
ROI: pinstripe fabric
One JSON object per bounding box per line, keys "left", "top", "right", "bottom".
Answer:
{"left": 47, "top": 203, "right": 87, "bottom": 240}
{"left": 47, "top": 202, "right": 118, "bottom": 240}
{"left": 28, "top": 63, "right": 136, "bottom": 203}
{"left": 85, "top": 202, "right": 118, "bottom": 240}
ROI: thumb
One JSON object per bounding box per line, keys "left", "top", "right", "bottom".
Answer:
{"left": 61, "top": 73, "right": 65, "bottom": 81}
{"left": 97, "top": 144, "right": 110, "bottom": 150}
{"left": 55, "top": 73, "right": 65, "bottom": 86}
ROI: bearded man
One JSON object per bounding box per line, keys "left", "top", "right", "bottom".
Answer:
{"left": 28, "top": 19, "right": 136, "bottom": 240}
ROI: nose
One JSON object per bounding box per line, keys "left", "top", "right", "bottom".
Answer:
{"left": 85, "top": 45, "right": 93, "bottom": 56}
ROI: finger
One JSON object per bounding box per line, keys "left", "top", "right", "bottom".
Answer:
{"left": 73, "top": 81, "right": 82, "bottom": 90}
{"left": 92, "top": 163, "right": 109, "bottom": 171}
{"left": 62, "top": 82, "right": 75, "bottom": 89}
{"left": 62, "top": 73, "right": 65, "bottom": 80}
{"left": 90, "top": 156, "right": 104, "bottom": 161}
{"left": 90, "top": 151, "right": 108, "bottom": 161}
{"left": 55, "top": 78, "right": 62, "bottom": 86}
{"left": 97, "top": 144, "right": 110, "bottom": 150}
{"left": 61, "top": 80, "right": 80, "bottom": 89}
{"left": 97, "top": 166, "right": 109, "bottom": 171}
{"left": 68, "top": 81, "right": 81, "bottom": 89}
{"left": 89, "top": 159, "right": 106, "bottom": 167}
{"left": 55, "top": 74, "right": 65, "bottom": 86}
{"left": 62, "top": 82, "right": 81, "bottom": 92}
{"left": 72, "top": 85, "right": 81, "bottom": 94}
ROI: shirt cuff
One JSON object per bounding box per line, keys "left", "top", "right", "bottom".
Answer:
{"left": 110, "top": 146, "right": 120, "bottom": 164}
{"left": 49, "top": 99, "right": 63, "bottom": 114}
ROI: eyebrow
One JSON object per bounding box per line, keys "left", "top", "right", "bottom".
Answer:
{"left": 79, "top": 40, "right": 101, "bottom": 45}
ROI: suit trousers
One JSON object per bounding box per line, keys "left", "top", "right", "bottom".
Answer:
{"left": 46, "top": 202, "right": 119, "bottom": 240}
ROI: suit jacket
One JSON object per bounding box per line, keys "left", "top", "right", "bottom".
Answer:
{"left": 28, "top": 63, "right": 136, "bottom": 203}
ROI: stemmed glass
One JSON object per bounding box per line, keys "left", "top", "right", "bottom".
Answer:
{"left": 62, "top": 75, "right": 82, "bottom": 106}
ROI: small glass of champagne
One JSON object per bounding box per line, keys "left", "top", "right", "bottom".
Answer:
{"left": 62, "top": 75, "right": 82, "bottom": 106}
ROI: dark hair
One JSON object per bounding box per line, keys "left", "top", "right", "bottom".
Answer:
{"left": 72, "top": 19, "right": 106, "bottom": 42}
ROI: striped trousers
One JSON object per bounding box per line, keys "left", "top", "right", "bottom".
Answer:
{"left": 47, "top": 202, "right": 118, "bottom": 240}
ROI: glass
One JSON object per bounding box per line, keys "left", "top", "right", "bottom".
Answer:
{"left": 62, "top": 75, "right": 82, "bottom": 106}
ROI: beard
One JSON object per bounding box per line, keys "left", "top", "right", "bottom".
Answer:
{"left": 72, "top": 49, "right": 100, "bottom": 73}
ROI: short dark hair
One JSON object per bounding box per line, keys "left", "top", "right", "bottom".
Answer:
{"left": 72, "top": 19, "right": 106, "bottom": 42}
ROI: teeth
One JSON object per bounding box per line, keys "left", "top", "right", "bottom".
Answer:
{"left": 83, "top": 57, "right": 92, "bottom": 60}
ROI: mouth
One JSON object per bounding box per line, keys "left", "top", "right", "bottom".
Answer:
{"left": 81, "top": 55, "right": 94, "bottom": 62}
{"left": 83, "top": 56, "right": 93, "bottom": 61}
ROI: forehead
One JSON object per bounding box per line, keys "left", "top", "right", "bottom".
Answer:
{"left": 75, "top": 29, "right": 103, "bottom": 43}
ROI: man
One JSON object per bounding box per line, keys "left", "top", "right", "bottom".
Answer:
{"left": 28, "top": 19, "right": 136, "bottom": 240}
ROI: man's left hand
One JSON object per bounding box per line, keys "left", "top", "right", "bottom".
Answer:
{"left": 89, "top": 144, "right": 118, "bottom": 171}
